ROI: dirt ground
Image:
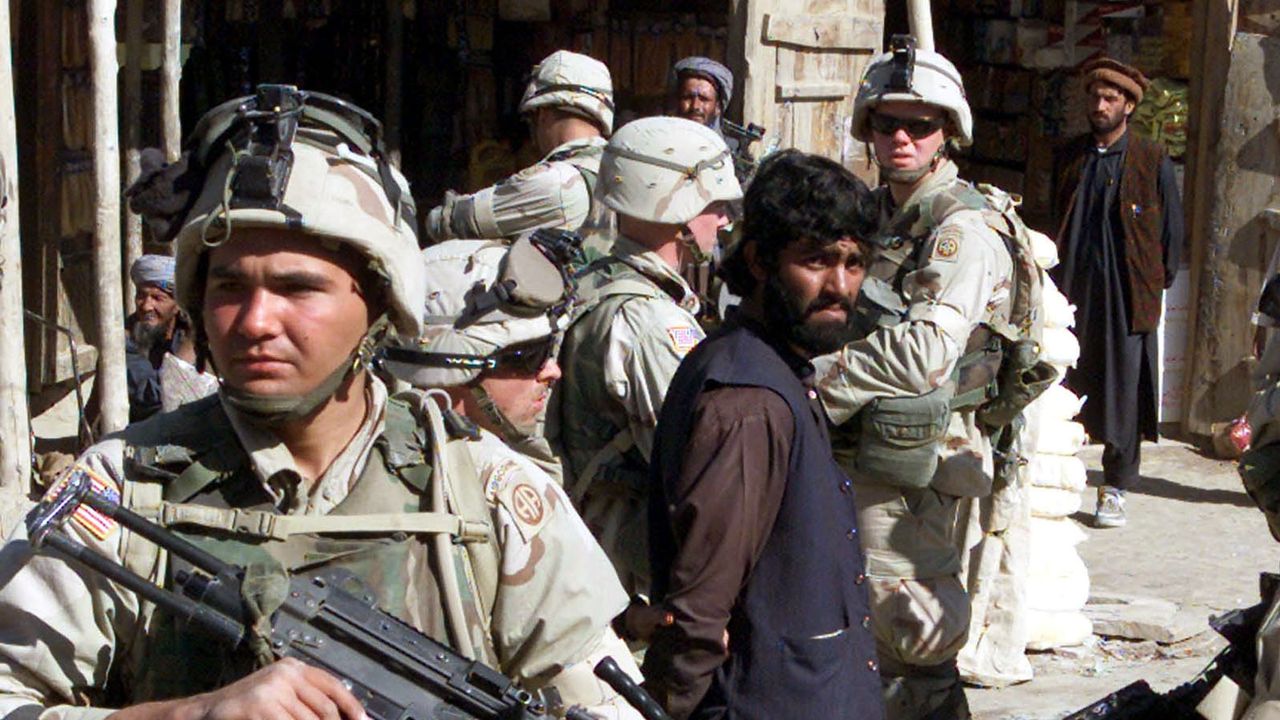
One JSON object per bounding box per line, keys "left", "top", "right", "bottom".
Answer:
{"left": 968, "top": 440, "right": 1280, "bottom": 719}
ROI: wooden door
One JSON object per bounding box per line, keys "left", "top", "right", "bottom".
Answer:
{"left": 731, "top": 0, "right": 884, "bottom": 183}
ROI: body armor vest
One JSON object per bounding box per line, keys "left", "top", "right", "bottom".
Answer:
{"left": 111, "top": 392, "right": 501, "bottom": 702}
{"left": 553, "top": 256, "right": 666, "bottom": 504}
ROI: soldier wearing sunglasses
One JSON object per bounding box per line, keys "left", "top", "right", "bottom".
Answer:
{"left": 379, "top": 234, "right": 648, "bottom": 719}
{"left": 812, "top": 37, "right": 1045, "bottom": 719}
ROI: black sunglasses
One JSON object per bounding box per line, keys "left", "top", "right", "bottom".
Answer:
{"left": 868, "top": 112, "right": 946, "bottom": 140}
{"left": 486, "top": 338, "right": 556, "bottom": 376}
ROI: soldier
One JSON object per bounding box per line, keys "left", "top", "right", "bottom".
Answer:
{"left": 426, "top": 50, "right": 614, "bottom": 242}
{"left": 0, "top": 87, "right": 641, "bottom": 720}
{"left": 379, "top": 232, "right": 575, "bottom": 481}
{"left": 550, "top": 116, "right": 741, "bottom": 597}
{"left": 813, "top": 37, "right": 1048, "bottom": 719}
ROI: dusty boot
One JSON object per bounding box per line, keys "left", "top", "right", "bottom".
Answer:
{"left": 1094, "top": 486, "right": 1127, "bottom": 528}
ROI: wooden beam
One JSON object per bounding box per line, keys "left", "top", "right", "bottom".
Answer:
{"left": 385, "top": 0, "right": 403, "bottom": 168}
{"left": 161, "top": 0, "right": 181, "bottom": 162}
{"left": 89, "top": 0, "right": 127, "bottom": 434}
{"left": 122, "top": 0, "right": 143, "bottom": 310}
{"left": 1180, "top": 0, "right": 1241, "bottom": 434}
{"left": 0, "top": 0, "right": 31, "bottom": 497}
{"left": 1183, "top": 32, "right": 1278, "bottom": 434}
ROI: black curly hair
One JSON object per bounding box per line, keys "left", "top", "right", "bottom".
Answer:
{"left": 720, "top": 149, "right": 878, "bottom": 297}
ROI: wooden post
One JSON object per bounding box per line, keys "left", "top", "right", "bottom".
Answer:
{"left": 89, "top": 0, "right": 128, "bottom": 434}
{"left": 907, "top": 0, "right": 934, "bottom": 51}
{"left": 1180, "top": 2, "right": 1243, "bottom": 434}
{"left": 385, "top": 0, "right": 404, "bottom": 168}
{"left": 0, "top": 0, "right": 31, "bottom": 496}
{"left": 161, "top": 0, "right": 181, "bottom": 162}
{"left": 122, "top": 0, "right": 143, "bottom": 310}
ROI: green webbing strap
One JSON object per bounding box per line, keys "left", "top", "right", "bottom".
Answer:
{"left": 154, "top": 503, "right": 490, "bottom": 543}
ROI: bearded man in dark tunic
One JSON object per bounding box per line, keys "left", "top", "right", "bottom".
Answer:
{"left": 1051, "top": 57, "right": 1184, "bottom": 528}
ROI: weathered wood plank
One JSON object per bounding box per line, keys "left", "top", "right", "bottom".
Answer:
{"left": 1183, "top": 32, "right": 1280, "bottom": 433}
{"left": 0, "top": 0, "right": 31, "bottom": 496}
{"left": 763, "top": 12, "right": 880, "bottom": 50}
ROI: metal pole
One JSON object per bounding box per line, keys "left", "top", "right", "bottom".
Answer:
{"left": 907, "top": 0, "right": 935, "bottom": 51}
{"left": 122, "top": 0, "right": 144, "bottom": 312}
{"left": 0, "top": 0, "right": 31, "bottom": 495}
{"left": 161, "top": 0, "right": 182, "bottom": 162}
{"left": 89, "top": 0, "right": 128, "bottom": 434}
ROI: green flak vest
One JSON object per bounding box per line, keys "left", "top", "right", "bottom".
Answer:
{"left": 844, "top": 179, "right": 1045, "bottom": 580}
{"left": 110, "top": 392, "right": 501, "bottom": 703}
{"left": 552, "top": 256, "right": 667, "bottom": 507}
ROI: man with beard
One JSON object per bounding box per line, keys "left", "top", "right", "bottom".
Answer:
{"left": 551, "top": 116, "right": 740, "bottom": 599}
{"left": 1052, "top": 57, "right": 1184, "bottom": 528}
{"left": 669, "top": 58, "right": 733, "bottom": 143}
{"left": 124, "top": 254, "right": 194, "bottom": 422}
{"left": 643, "top": 150, "right": 883, "bottom": 720}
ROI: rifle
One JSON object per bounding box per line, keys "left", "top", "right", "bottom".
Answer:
{"left": 720, "top": 119, "right": 765, "bottom": 184}
{"left": 26, "top": 467, "right": 667, "bottom": 720}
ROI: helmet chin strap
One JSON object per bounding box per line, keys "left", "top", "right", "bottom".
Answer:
{"left": 469, "top": 384, "right": 534, "bottom": 443}
{"left": 871, "top": 143, "right": 946, "bottom": 185}
{"left": 217, "top": 315, "right": 390, "bottom": 427}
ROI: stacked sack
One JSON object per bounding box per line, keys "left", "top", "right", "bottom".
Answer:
{"left": 1021, "top": 233, "right": 1094, "bottom": 650}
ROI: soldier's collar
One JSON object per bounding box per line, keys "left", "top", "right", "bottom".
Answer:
{"left": 612, "top": 234, "right": 701, "bottom": 311}
{"left": 542, "top": 135, "right": 607, "bottom": 160}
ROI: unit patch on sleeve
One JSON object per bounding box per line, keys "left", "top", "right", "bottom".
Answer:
{"left": 932, "top": 233, "right": 960, "bottom": 261}
{"left": 667, "top": 325, "right": 700, "bottom": 355}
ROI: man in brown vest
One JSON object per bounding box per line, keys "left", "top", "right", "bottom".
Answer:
{"left": 1051, "top": 57, "right": 1184, "bottom": 528}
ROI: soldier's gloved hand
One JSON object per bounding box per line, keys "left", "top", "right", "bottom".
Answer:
{"left": 426, "top": 191, "right": 461, "bottom": 241}
{"left": 177, "top": 657, "right": 367, "bottom": 720}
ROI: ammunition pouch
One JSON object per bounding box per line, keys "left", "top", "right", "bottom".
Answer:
{"left": 1241, "top": 441, "right": 1280, "bottom": 542}
{"left": 855, "top": 385, "right": 954, "bottom": 490}
{"left": 977, "top": 338, "right": 1058, "bottom": 431}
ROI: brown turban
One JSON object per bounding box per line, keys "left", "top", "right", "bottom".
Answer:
{"left": 1081, "top": 56, "right": 1149, "bottom": 104}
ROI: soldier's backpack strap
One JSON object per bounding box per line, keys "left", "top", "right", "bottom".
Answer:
{"left": 405, "top": 389, "right": 502, "bottom": 659}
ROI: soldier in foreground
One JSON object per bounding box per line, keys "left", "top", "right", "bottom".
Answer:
{"left": 645, "top": 150, "right": 884, "bottom": 720}
{"left": 550, "top": 116, "right": 741, "bottom": 597}
{"left": 0, "top": 87, "right": 640, "bottom": 720}
{"left": 426, "top": 50, "right": 614, "bottom": 242}
{"left": 814, "top": 37, "right": 1048, "bottom": 718}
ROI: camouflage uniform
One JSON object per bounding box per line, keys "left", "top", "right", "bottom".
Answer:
{"left": 549, "top": 117, "right": 741, "bottom": 597}
{"left": 426, "top": 51, "right": 614, "bottom": 243}
{"left": 553, "top": 234, "right": 705, "bottom": 596}
{"left": 815, "top": 40, "right": 1031, "bottom": 718}
{"left": 0, "top": 380, "right": 640, "bottom": 719}
{"left": 425, "top": 137, "right": 608, "bottom": 242}
{"left": 0, "top": 87, "right": 641, "bottom": 720}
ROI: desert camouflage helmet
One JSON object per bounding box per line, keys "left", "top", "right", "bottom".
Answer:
{"left": 380, "top": 233, "right": 575, "bottom": 389}
{"left": 852, "top": 36, "right": 973, "bottom": 147}
{"left": 519, "top": 50, "right": 615, "bottom": 136}
{"left": 171, "top": 86, "right": 425, "bottom": 338}
{"left": 600, "top": 116, "right": 742, "bottom": 225}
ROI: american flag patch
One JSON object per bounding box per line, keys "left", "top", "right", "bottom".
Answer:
{"left": 667, "top": 326, "right": 700, "bottom": 355}
{"left": 48, "top": 465, "right": 121, "bottom": 541}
